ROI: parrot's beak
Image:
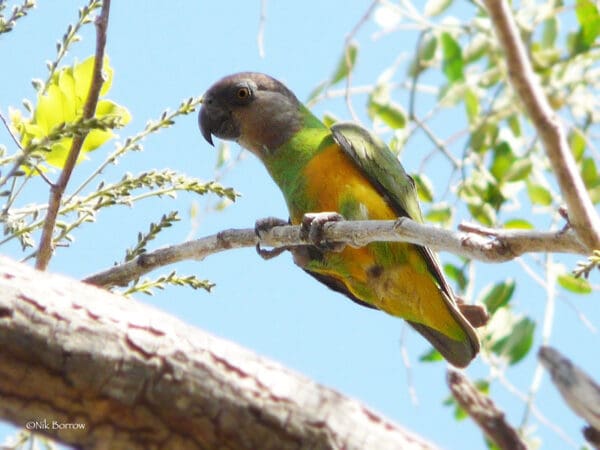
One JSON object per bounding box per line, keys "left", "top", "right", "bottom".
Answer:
{"left": 198, "top": 94, "right": 240, "bottom": 147}
{"left": 199, "top": 104, "right": 215, "bottom": 146}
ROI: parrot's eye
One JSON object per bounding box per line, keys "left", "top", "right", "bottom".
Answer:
{"left": 236, "top": 86, "right": 251, "bottom": 100}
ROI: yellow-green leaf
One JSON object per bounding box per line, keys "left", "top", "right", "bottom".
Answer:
{"left": 480, "top": 279, "right": 515, "bottom": 315}
{"left": 441, "top": 32, "right": 464, "bottom": 83}
{"left": 413, "top": 174, "right": 434, "bottom": 203}
{"left": 527, "top": 183, "right": 553, "bottom": 206}
{"left": 331, "top": 43, "right": 358, "bottom": 85}
{"left": 503, "top": 218, "right": 534, "bottom": 230}
{"left": 464, "top": 88, "right": 479, "bottom": 124}
{"left": 558, "top": 273, "right": 592, "bottom": 294}
{"left": 424, "top": 0, "right": 452, "bottom": 17}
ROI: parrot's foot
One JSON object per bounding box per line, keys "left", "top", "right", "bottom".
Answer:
{"left": 301, "top": 212, "right": 346, "bottom": 252}
{"left": 255, "top": 217, "right": 290, "bottom": 260}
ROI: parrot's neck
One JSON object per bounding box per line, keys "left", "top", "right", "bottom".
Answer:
{"left": 261, "top": 105, "right": 331, "bottom": 205}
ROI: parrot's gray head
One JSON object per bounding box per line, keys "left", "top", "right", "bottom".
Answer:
{"left": 199, "top": 72, "right": 303, "bottom": 154}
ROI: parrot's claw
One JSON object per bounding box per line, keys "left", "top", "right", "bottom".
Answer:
{"left": 255, "top": 217, "right": 290, "bottom": 260}
{"left": 301, "top": 212, "right": 346, "bottom": 252}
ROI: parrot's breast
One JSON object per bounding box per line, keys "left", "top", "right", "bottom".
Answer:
{"left": 298, "top": 142, "right": 396, "bottom": 223}
{"left": 296, "top": 142, "right": 465, "bottom": 340}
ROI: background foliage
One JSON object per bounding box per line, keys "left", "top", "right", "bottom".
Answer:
{"left": 0, "top": 0, "right": 599, "bottom": 448}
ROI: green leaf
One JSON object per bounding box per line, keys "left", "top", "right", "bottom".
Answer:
{"left": 420, "top": 34, "right": 438, "bottom": 62}
{"left": 412, "top": 174, "right": 434, "bottom": 202}
{"left": 420, "top": 347, "right": 443, "bottom": 363}
{"left": 504, "top": 158, "right": 532, "bottom": 182}
{"left": 215, "top": 142, "right": 230, "bottom": 169}
{"left": 581, "top": 157, "right": 598, "bottom": 188}
{"left": 322, "top": 113, "right": 339, "bottom": 128}
{"left": 368, "top": 100, "right": 406, "bottom": 129}
{"left": 409, "top": 34, "right": 438, "bottom": 77}
{"left": 82, "top": 129, "right": 114, "bottom": 153}
{"left": 424, "top": 0, "right": 452, "bottom": 17}
{"left": 558, "top": 273, "right": 592, "bottom": 294}
{"left": 503, "top": 218, "right": 534, "bottom": 230}
{"left": 425, "top": 204, "right": 452, "bottom": 226}
{"left": 464, "top": 34, "right": 489, "bottom": 64}
{"left": 541, "top": 17, "right": 559, "bottom": 48}
{"left": 306, "top": 81, "right": 327, "bottom": 104}
{"left": 464, "top": 88, "right": 479, "bottom": 124}
{"left": 14, "top": 55, "right": 127, "bottom": 170}
{"left": 480, "top": 279, "right": 515, "bottom": 315}
{"left": 490, "top": 142, "right": 515, "bottom": 181}
{"left": 331, "top": 42, "right": 358, "bottom": 85}
{"left": 575, "top": 0, "right": 600, "bottom": 49}
{"left": 468, "top": 202, "right": 496, "bottom": 226}
{"left": 444, "top": 263, "right": 467, "bottom": 291}
{"left": 569, "top": 128, "right": 586, "bottom": 161}
{"left": 441, "top": 32, "right": 464, "bottom": 83}
{"left": 489, "top": 312, "right": 535, "bottom": 365}
{"left": 507, "top": 114, "right": 521, "bottom": 137}
{"left": 527, "top": 183, "right": 553, "bottom": 206}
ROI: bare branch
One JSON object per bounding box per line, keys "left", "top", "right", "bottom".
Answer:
{"left": 447, "top": 370, "right": 527, "bottom": 450}
{"left": 0, "top": 256, "right": 439, "bottom": 450}
{"left": 256, "top": 0, "right": 267, "bottom": 58}
{"left": 84, "top": 218, "right": 586, "bottom": 289}
{"left": 539, "top": 346, "right": 600, "bottom": 449}
{"left": 482, "top": 0, "right": 600, "bottom": 251}
{"left": 35, "top": 0, "right": 111, "bottom": 270}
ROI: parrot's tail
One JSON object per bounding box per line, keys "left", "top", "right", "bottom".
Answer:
{"left": 408, "top": 290, "right": 480, "bottom": 369}
{"left": 408, "top": 321, "right": 479, "bottom": 368}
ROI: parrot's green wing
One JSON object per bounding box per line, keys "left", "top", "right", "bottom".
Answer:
{"left": 331, "top": 122, "right": 479, "bottom": 366}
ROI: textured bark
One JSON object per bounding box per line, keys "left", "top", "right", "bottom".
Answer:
{"left": 0, "top": 256, "right": 438, "bottom": 450}
{"left": 447, "top": 370, "right": 527, "bottom": 450}
{"left": 539, "top": 346, "right": 600, "bottom": 449}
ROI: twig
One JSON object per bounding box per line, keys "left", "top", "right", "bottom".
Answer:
{"left": 495, "top": 368, "right": 578, "bottom": 448}
{"left": 539, "top": 346, "right": 600, "bottom": 448}
{"left": 83, "top": 218, "right": 587, "bottom": 288}
{"left": 520, "top": 253, "right": 557, "bottom": 429}
{"left": 482, "top": 0, "right": 600, "bottom": 251}
{"left": 0, "top": 110, "right": 23, "bottom": 150}
{"left": 343, "top": 0, "right": 379, "bottom": 122}
{"left": 35, "top": 0, "right": 111, "bottom": 270}
{"left": 256, "top": 0, "right": 267, "bottom": 58}
{"left": 447, "top": 369, "right": 527, "bottom": 450}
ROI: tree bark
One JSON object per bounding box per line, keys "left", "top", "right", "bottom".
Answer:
{"left": 0, "top": 256, "right": 438, "bottom": 450}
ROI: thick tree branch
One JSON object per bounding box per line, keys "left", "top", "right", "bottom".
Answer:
{"left": 539, "top": 346, "right": 600, "bottom": 449}
{"left": 35, "top": 0, "right": 111, "bottom": 271}
{"left": 0, "top": 256, "right": 438, "bottom": 450}
{"left": 447, "top": 370, "right": 527, "bottom": 450}
{"left": 482, "top": 0, "right": 600, "bottom": 251}
{"left": 83, "top": 218, "right": 586, "bottom": 289}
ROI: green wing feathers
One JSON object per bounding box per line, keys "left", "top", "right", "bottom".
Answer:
{"left": 331, "top": 122, "right": 480, "bottom": 367}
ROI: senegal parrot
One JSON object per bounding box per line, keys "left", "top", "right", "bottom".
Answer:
{"left": 199, "top": 72, "right": 481, "bottom": 367}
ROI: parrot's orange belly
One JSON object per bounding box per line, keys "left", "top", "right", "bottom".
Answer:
{"left": 296, "top": 142, "right": 464, "bottom": 339}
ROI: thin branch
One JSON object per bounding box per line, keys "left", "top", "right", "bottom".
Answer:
{"left": 35, "top": 0, "right": 111, "bottom": 271}
{"left": 0, "top": 109, "right": 23, "bottom": 150}
{"left": 539, "top": 346, "right": 600, "bottom": 448}
{"left": 482, "top": 0, "right": 600, "bottom": 251}
{"left": 83, "top": 218, "right": 587, "bottom": 289}
{"left": 256, "top": 0, "right": 266, "bottom": 58}
{"left": 447, "top": 370, "right": 527, "bottom": 450}
{"left": 495, "top": 369, "right": 578, "bottom": 448}
{"left": 342, "top": 0, "right": 379, "bottom": 122}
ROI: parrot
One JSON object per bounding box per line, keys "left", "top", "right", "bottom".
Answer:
{"left": 199, "top": 72, "right": 482, "bottom": 367}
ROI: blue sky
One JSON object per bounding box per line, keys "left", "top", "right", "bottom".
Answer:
{"left": 1, "top": 1, "right": 598, "bottom": 449}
